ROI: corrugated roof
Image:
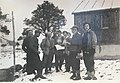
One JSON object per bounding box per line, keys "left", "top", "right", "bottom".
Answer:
{"left": 73, "top": 0, "right": 120, "bottom": 13}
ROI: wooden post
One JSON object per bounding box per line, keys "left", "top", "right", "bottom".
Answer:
{"left": 12, "top": 11, "right": 15, "bottom": 80}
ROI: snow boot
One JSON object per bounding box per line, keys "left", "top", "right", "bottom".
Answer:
{"left": 73, "top": 70, "right": 81, "bottom": 80}
{"left": 34, "top": 69, "right": 47, "bottom": 79}
{"left": 59, "top": 66, "right": 62, "bottom": 71}
{"left": 85, "top": 71, "right": 88, "bottom": 75}
{"left": 56, "top": 67, "right": 60, "bottom": 72}
{"left": 91, "top": 71, "right": 97, "bottom": 80}
{"left": 84, "top": 71, "right": 92, "bottom": 80}
{"left": 70, "top": 73, "right": 76, "bottom": 79}
{"left": 70, "top": 70, "right": 76, "bottom": 79}
{"left": 48, "top": 68, "right": 51, "bottom": 71}
{"left": 44, "top": 68, "right": 49, "bottom": 74}
{"left": 84, "top": 76, "right": 92, "bottom": 80}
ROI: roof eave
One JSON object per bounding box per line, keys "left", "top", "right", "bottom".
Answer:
{"left": 72, "top": 7, "right": 120, "bottom": 14}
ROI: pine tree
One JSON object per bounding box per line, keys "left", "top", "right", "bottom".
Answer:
{"left": 0, "top": 8, "right": 10, "bottom": 35}
{"left": 24, "top": 1, "right": 66, "bottom": 32}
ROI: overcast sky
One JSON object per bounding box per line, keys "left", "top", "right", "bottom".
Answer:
{"left": 0, "top": 0, "right": 81, "bottom": 40}
{"left": 0, "top": 0, "right": 120, "bottom": 40}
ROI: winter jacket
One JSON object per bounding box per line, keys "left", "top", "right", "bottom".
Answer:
{"left": 82, "top": 29, "right": 97, "bottom": 51}
{"left": 22, "top": 36, "right": 32, "bottom": 53}
{"left": 62, "top": 37, "right": 71, "bottom": 54}
{"left": 29, "top": 35, "right": 39, "bottom": 54}
{"left": 40, "top": 37, "right": 54, "bottom": 55}
{"left": 68, "top": 32, "right": 82, "bottom": 52}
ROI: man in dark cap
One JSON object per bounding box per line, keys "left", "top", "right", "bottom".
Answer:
{"left": 22, "top": 29, "right": 35, "bottom": 75}
{"left": 68, "top": 25, "right": 82, "bottom": 80}
{"left": 29, "top": 29, "right": 46, "bottom": 79}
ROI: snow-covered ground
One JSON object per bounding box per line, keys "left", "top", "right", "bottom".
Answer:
{"left": 0, "top": 46, "right": 120, "bottom": 82}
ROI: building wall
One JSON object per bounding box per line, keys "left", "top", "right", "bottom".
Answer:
{"left": 95, "top": 45, "right": 120, "bottom": 58}
{"left": 73, "top": 8, "right": 120, "bottom": 45}
{"left": 101, "top": 9, "right": 119, "bottom": 44}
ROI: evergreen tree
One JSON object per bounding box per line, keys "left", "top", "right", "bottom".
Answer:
{"left": 24, "top": 1, "right": 66, "bottom": 32}
{"left": 0, "top": 8, "right": 10, "bottom": 35}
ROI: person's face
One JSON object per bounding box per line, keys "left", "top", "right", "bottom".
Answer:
{"left": 63, "top": 32, "right": 68, "bottom": 37}
{"left": 58, "top": 32, "right": 61, "bottom": 36}
{"left": 84, "top": 24, "right": 90, "bottom": 31}
{"left": 36, "top": 33, "right": 40, "bottom": 37}
{"left": 55, "top": 33, "right": 58, "bottom": 36}
{"left": 47, "top": 32, "right": 52, "bottom": 38}
{"left": 28, "top": 31, "right": 33, "bottom": 36}
{"left": 71, "top": 28, "right": 78, "bottom": 35}
{"left": 54, "top": 29, "right": 59, "bottom": 33}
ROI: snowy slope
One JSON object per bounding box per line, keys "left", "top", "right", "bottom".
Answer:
{"left": 0, "top": 46, "right": 120, "bottom": 82}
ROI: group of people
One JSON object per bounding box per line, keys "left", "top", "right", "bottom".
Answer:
{"left": 22, "top": 23, "right": 97, "bottom": 80}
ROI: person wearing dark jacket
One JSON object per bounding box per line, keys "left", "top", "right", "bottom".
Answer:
{"left": 68, "top": 25, "right": 82, "bottom": 80}
{"left": 40, "top": 32, "right": 55, "bottom": 74}
{"left": 29, "top": 29, "right": 46, "bottom": 79}
{"left": 82, "top": 23, "right": 97, "bottom": 80}
{"left": 22, "top": 30, "right": 35, "bottom": 75}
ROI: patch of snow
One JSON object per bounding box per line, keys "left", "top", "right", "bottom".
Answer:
{"left": 1, "top": 46, "right": 120, "bottom": 82}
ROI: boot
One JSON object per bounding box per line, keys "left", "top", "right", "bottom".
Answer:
{"left": 59, "top": 65, "right": 62, "bottom": 71}
{"left": 84, "top": 71, "right": 92, "bottom": 80}
{"left": 64, "top": 67, "right": 70, "bottom": 73}
{"left": 56, "top": 67, "right": 60, "bottom": 72}
{"left": 91, "top": 71, "right": 97, "bottom": 80}
{"left": 70, "top": 70, "right": 76, "bottom": 79}
{"left": 73, "top": 70, "right": 81, "bottom": 80}
{"left": 48, "top": 68, "right": 51, "bottom": 71}
{"left": 36, "top": 69, "right": 47, "bottom": 79}
{"left": 70, "top": 73, "right": 76, "bottom": 79}
{"left": 44, "top": 68, "right": 49, "bottom": 74}
{"left": 85, "top": 71, "right": 88, "bottom": 75}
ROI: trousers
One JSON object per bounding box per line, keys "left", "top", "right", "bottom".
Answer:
{"left": 42, "top": 49, "right": 54, "bottom": 70}
{"left": 63, "top": 53, "right": 71, "bottom": 71}
{"left": 55, "top": 49, "right": 64, "bottom": 70}
{"left": 69, "top": 51, "right": 80, "bottom": 70}
{"left": 83, "top": 49, "right": 95, "bottom": 72}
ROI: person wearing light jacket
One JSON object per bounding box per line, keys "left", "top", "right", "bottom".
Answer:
{"left": 40, "top": 32, "right": 55, "bottom": 74}
{"left": 82, "top": 23, "right": 97, "bottom": 80}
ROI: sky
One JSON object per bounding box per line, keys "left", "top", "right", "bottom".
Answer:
{"left": 0, "top": 0, "right": 81, "bottom": 40}
{"left": 0, "top": 0, "right": 120, "bottom": 40}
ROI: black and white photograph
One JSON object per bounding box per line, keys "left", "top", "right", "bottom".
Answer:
{"left": 0, "top": 0, "right": 120, "bottom": 82}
